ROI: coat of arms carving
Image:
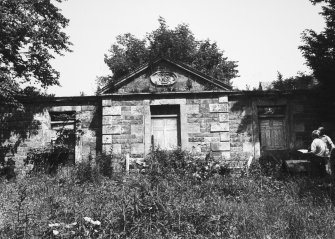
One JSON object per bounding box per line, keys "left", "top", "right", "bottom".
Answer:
{"left": 150, "top": 71, "right": 176, "bottom": 86}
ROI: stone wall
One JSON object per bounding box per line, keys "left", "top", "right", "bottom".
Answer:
{"left": 102, "top": 93, "right": 230, "bottom": 164}
{"left": 0, "top": 97, "right": 100, "bottom": 174}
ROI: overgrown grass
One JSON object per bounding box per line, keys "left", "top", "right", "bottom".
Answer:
{"left": 1, "top": 150, "right": 335, "bottom": 238}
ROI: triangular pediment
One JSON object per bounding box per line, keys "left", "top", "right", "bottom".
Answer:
{"left": 101, "top": 58, "right": 232, "bottom": 94}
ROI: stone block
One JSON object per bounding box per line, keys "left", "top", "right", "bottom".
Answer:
{"left": 131, "top": 143, "right": 144, "bottom": 154}
{"left": 189, "top": 137, "right": 204, "bottom": 142}
{"left": 131, "top": 106, "right": 144, "bottom": 115}
{"left": 102, "top": 144, "right": 112, "bottom": 154}
{"left": 221, "top": 151, "right": 231, "bottom": 160}
{"left": 103, "top": 125, "right": 121, "bottom": 135}
{"left": 211, "top": 142, "right": 230, "bottom": 151}
{"left": 211, "top": 122, "right": 229, "bottom": 132}
{"left": 102, "top": 99, "right": 112, "bottom": 106}
{"left": 81, "top": 105, "right": 95, "bottom": 111}
{"left": 121, "top": 125, "right": 131, "bottom": 134}
{"left": 219, "top": 96, "right": 228, "bottom": 103}
{"left": 243, "top": 142, "right": 253, "bottom": 153}
{"left": 209, "top": 103, "right": 228, "bottom": 113}
{"left": 220, "top": 132, "right": 230, "bottom": 141}
{"left": 219, "top": 113, "right": 229, "bottom": 122}
{"left": 102, "top": 116, "right": 113, "bottom": 125}
{"left": 112, "top": 144, "right": 122, "bottom": 154}
{"left": 187, "top": 123, "right": 201, "bottom": 133}
{"left": 204, "top": 137, "right": 220, "bottom": 143}
{"left": 103, "top": 106, "right": 121, "bottom": 116}
{"left": 186, "top": 104, "right": 199, "bottom": 114}
{"left": 131, "top": 125, "right": 144, "bottom": 135}
{"left": 102, "top": 135, "right": 112, "bottom": 144}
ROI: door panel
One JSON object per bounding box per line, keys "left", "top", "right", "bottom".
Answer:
{"left": 152, "top": 117, "right": 178, "bottom": 150}
{"left": 260, "top": 119, "right": 286, "bottom": 150}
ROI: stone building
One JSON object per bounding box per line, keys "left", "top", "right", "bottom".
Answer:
{"left": 1, "top": 57, "right": 335, "bottom": 173}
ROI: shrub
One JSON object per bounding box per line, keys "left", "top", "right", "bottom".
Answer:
{"left": 25, "top": 145, "right": 73, "bottom": 174}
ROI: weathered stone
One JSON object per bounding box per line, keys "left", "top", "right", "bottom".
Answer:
{"left": 112, "top": 144, "right": 122, "bottom": 154}
{"left": 131, "top": 143, "right": 144, "bottom": 154}
{"left": 211, "top": 142, "right": 230, "bottom": 151}
{"left": 102, "top": 99, "right": 112, "bottom": 106}
{"left": 219, "top": 96, "right": 228, "bottom": 103}
{"left": 103, "top": 106, "right": 121, "bottom": 115}
{"left": 81, "top": 105, "right": 96, "bottom": 111}
{"left": 102, "top": 135, "right": 112, "bottom": 144}
{"left": 131, "top": 125, "right": 144, "bottom": 135}
{"left": 103, "top": 125, "right": 121, "bottom": 135}
{"left": 243, "top": 142, "right": 253, "bottom": 153}
{"left": 209, "top": 103, "right": 228, "bottom": 113}
{"left": 221, "top": 151, "right": 231, "bottom": 160}
{"left": 219, "top": 113, "right": 229, "bottom": 122}
{"left": 131, "top": 106, "right": 144, "bottom": 115}
{"left": 211, "top": 122, "right": 229, "bottom": 132}
{"left": 102, "top": 116, "right": 113, "bottom": 125}
{"left": 220, "top": 132, "right": 230, "bottom": 141}
{"left": 189, "top": 137, "right": 204, "bottom": 142}
{"left": 187, "top": 123, "right": 201, "bottom": 133}
{"left": 121, "top": 125, "right": 131, "bottom": 134}
{"left": 186, "top": 104, "right": 199, "bottom": 114}
{"left": 204, "top": 137, "right": 220, "bottom": 143}
{"left": 102, "top": 144, "right": 112, "bottom": 154}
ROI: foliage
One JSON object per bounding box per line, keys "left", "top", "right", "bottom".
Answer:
{"left": 143, "top": 148, "right": 230, "bottom": 182}
{"left": 25, "top": 145, "right": 72, "bottom": 174}
{"left": 102, "top": 17, "right": 238, "bottom": 89}
{"left": 2, "top": 167, "right": 335, "bottom": 238}
{"left": 299, "top": 0, "right": 335, "bottom": 91}
{"left": 272, "top": 71, "right": 316, "bottom": 90}
{"left": 0, "top": 0, "right": 71, "bottom": 106}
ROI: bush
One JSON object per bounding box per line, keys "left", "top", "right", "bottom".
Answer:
{"left": 25, "top": 145, "right": 73, "bottom": 174}
{"left": 143, "top": 148, "right": 230, "bottom": 181}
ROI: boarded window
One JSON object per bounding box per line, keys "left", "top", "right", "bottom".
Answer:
{"left": 151, "top": 105, "right": 180, "bottom": 150}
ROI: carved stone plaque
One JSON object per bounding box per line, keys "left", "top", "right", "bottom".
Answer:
{"left": 150, "top": 71, "right": 176, "bottom": 86}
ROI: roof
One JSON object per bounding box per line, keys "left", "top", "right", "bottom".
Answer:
{"left": 100, "top": 57, "right": 232, "bottom": 94}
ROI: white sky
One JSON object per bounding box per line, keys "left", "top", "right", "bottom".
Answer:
{"left": 49, "top": 0, "right": 325, "bottom": 96}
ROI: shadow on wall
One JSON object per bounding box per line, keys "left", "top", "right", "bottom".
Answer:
{"left": 230, "top": 98, "right": 253, "bottom": 134}
{"left": 0, "top": 103, "right": 44, "bottom": 178}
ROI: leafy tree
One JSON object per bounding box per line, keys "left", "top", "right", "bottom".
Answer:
{"left": 0, "top": 0, "right": 71, "bottom": 106}
{"left": 271, "top": 72, "right": 315, "bottom": 91}
{"left": 103, "top": 17, "right": 238, "bottom": 88}
{"left": 299, "top": 0, "right": 335, "bottom": 91}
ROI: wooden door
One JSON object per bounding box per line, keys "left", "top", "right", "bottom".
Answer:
{"left": 259, "top": 118, "right": 286, "bottom": 150}
{"left": 151, "top": 117, "right": 178, "bottom": 150}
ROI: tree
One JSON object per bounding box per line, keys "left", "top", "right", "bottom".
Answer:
{"left": 299, "top": 0, "right": 335, "bottom": 91}
{"left": 0, "top": 0, "right": 71, "bottom": 106}
{"left": 272, "top": 72, "right": 315, "bottom": 91}
{"left": 102, "top": 17, "right": 238, "bottom": 87}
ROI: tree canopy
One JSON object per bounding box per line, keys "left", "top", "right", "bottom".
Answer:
{"left": 299, "top": 0, "right": 335, "bottom": 91}
{"left": 0, "top": 0, "right": 71, "bottom": 106}
{"left": 101, "top": 17, "right": 238, "bottom": 88}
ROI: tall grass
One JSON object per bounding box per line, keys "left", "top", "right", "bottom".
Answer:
{"left": 1, "top": 149, "right": 335, "bottom": 238}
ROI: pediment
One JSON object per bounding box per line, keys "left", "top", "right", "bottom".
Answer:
{"left": 101, "top": 58, "right": 231, "bottom": 94}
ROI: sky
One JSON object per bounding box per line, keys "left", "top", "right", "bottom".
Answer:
{"left": 49, "top": 0, "right": 325, "bottom": 96}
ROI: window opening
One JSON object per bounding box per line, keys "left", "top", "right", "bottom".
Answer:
{"left": 50, "top": 111, "right": 76, "bottom": 163}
